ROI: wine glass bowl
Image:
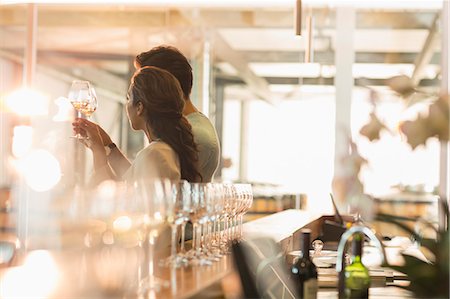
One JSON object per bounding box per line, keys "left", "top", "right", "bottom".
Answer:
{"left": 68, "top": 80, "right": 98, "bottom": 139}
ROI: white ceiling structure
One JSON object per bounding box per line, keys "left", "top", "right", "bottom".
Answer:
{"left": 0, "top": 1, "right": 444, "bottom": 103}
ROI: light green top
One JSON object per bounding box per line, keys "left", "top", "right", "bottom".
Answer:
{"left": 186, "top": 112, "right": 220, "bottom": 182}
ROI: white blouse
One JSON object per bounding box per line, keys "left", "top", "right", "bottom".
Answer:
{"left": 124, "top": 140, "right": 181, "bottom": 182}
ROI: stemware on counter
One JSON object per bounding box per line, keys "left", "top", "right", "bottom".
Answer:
{"left": 79, "top": 179, "right": 253, "bottom": 296}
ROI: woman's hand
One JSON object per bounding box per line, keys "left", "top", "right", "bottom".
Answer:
{"left": 72, "top": 118, "right": 105, "bottom": 152}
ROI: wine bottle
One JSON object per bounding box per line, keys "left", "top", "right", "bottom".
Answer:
{"left": 344, "top": 233, "right": 370, "bottom": 299}
{"left": 290, "top": 229, "right": 318, "bottom": 299}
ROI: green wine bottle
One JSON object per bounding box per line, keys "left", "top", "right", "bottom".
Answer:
{"left": 344, "top": 233, "right": 370, "bottom": 299}
{"left": 290, "top": 229, "right": 318, "bottom": 299}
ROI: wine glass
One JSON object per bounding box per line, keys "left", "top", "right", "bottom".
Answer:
{"left": 68, "top": 80, "right": 98, "bottom": 139}
{"left": 163, "top": 180, "right": 190, "bottom": 268}
{"left": 78, "top": 180, "right": 142, "bottom": 297}
{"left": 209, "top": 183, "right": 225, "bottom": 257}
{"left": 235, "top": 183, "right": 253, "bottom": 240}
{"left": 134, "top": 178, "right": 171, "bottom": 294}
{"left": 186, "top": 182, "right": 212, "bottom": 266}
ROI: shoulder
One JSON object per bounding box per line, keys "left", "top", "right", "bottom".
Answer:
{"left": 186, "top": 111, "right": 212, "bottom": 127}
{"left": 131, "top": 141, "right": 180, "bottom": 180}
{"left": 140, "top": 141, "right": 177, "bottom": 159}
{"left": 186, "top": 112, "right": 220, "bottom": 147}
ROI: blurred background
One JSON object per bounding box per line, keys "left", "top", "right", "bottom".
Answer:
{"left": 0, "top": 0, "right": 445, "bottom": 222}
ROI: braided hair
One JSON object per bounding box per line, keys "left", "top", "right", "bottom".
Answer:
{"left": 130, "top": 66, "right": 201, "bottom": 182}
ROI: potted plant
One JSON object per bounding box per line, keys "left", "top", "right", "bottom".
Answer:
{"left": 358, "top": 75, "right": 449, "bottom": 298}
{"left": 376, "top": 199, "right": 449, "bottom": 298}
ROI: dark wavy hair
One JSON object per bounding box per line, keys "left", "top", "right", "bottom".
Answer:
{"left": 134, "top": 45, "right": 193, "bottom": 101}
{"left": 130, "top": 66, "right": 201, "bottom": 182}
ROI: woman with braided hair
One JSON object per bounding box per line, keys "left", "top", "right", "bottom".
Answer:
{"left": 72, "top": 66, "right": 202, "bottom": 184}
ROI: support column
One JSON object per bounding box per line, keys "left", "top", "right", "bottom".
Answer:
{"left": 333, "top": 7, "right": 355, "bottom": 178}
{"left": 191, "top": 32, "right": 213, "bottom": 117}
{"left": 201, "top": 39, "right": 212, "bottom": 117}
{"left": 439, "top": 1, "right": 449, "bottom": 230}
{"left": 214, "top": 79, "right": 225, "bottom": 179}
{"left": 239, "top": 100, "right": 250, "bottom": 182}
{"left": 17, "top": 3, "right": 38, "bottom": 254}
{"left": 23, "top": 4, "right": 37, "bottom": 87}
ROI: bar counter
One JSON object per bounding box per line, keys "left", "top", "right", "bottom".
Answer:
{"left": 137, "top": 210, "right": 412, "bottom": 298}
{"left": 0, "top": 209, "right": 414, "bottom": 298}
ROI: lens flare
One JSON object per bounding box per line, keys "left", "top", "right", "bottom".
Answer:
{"left": 21, "top": 150, "right": 61, "bottom": 192}
{"left": 113, "top": 215, "right": 132, "bottom": 232}
{"left": 5, "top": 88, "right": 49, "bottom": 116}
{"left": 53, "top": 96, "right": 74, "bottom": 122}
{"left": 12, "top": 125, "right": 33, "bottom": 158}
{"left": 0, "top": 250, "right": 59, "bottom": 299}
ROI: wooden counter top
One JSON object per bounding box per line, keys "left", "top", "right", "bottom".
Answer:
{"left": 0, "top": 209, "right": 414, "bottom": 299}
{"left": 242, "top": 209, "right": 321, "bottom": 243}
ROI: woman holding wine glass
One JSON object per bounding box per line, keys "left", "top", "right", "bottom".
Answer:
{"left": 72, "top": 66, "right": 202, "bottom": 185}
{"left": 72, "top": 66, "right": 202, "bottom": 293}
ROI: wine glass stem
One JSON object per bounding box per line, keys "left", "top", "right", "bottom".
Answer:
{"left": 170, "top": 224, "right": 177, "bottom": 260}
{"left": 239, "top": 215, "right": 243, "bottom": 240}
{"left": 148, "top": 231, "right": 156, "bottom": 283}
{"left": 206, "top": 222, "right": 212, "bottom": 252}
{"left": 213, "top": 218, "right": 218, "bottom": 243}
{"left": 180, "top": 221, "right": 186, "bottom": 254}
{"left": 193, "top": 222, "right": 201, "bottom": 257}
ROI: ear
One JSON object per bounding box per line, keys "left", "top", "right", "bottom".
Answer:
{"left": 136, "top": 102, "right": 144, "bottom": 116}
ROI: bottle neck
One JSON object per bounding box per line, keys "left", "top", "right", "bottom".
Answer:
{"left": 352, "top": 255, "right": 362, "bottom": 264}
{"left": 300, "top": 232, "right": 311, "bottom": 259}
{"left": 351, "top": 234, "right": 363, "bottom": 263}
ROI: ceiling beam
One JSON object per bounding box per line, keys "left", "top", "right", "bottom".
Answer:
{"left": 0, "top": 49, "right": 126, "bottom": 102}
{"left": 177, "top": 9, "right": 275, "bottom": 104}
{"left": 5, "top": 48, "right": 442, "bottom": 66}
{"left": 218, "top": 74, "right": 440, "bottom": 87}
{"left": 264, "top": 76, "right": 440, "bottom": 87}
{"left": 241, "top": 50, "right": 441, "bottom": 64}
{"left": 213, "top": 31, "right": 275, "bottom": 104}
{"left": 175, "top": 9, "right": 437, "bottom": 30}
{"left": 0, "top": 7, "right": 187, "bottom": 27}
{"left": 0, "top": 6, "right": 437, "bottom": 30}
{"left": 412, "top": 13, "right": 440, "bottom": 85}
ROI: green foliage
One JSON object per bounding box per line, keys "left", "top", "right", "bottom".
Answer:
{"left": 375, "top": 198, "right": 449, "bottom": 298}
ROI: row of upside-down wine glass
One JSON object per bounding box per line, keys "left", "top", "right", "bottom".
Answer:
{"left": 161, "top": 180, "right": 254, "bottom": 269}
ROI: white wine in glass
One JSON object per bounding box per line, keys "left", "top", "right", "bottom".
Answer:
{"left": 69, "top": 80, "right": 98, "bottom": 139}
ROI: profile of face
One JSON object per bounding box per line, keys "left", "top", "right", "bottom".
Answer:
{"left": 125, "top": 66, "right": 185, "bottom": 135}
{"left": 125, "top": 88, "right": 143, "bottom": 131}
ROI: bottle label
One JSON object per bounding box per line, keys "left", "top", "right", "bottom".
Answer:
{"left": 303, "top": 279, "right": 318, "bottom": 299}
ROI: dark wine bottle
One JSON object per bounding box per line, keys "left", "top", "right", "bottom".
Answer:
{"left": 290, "top": 229, "right": 318, "bottom": 299}
{"left": 344, "top": 234, "right": 370, "bottom": 299}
